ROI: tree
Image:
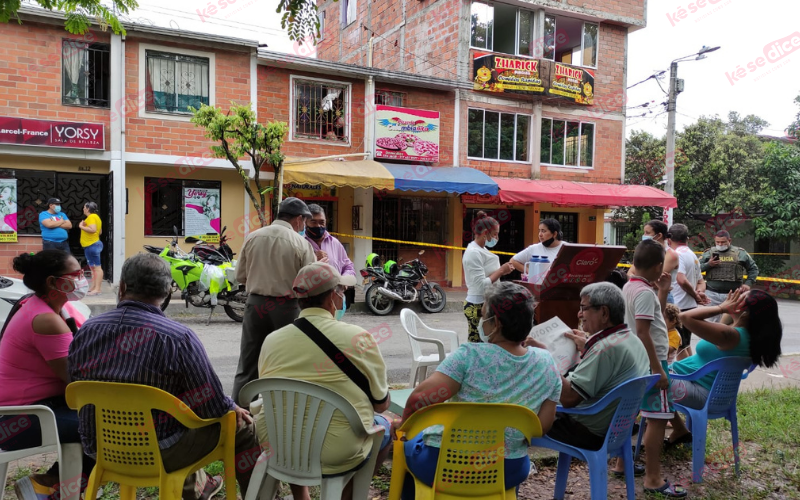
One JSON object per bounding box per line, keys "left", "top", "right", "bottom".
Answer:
{"left": 0, "top": 0, "right": 137, "bottom": 35}
{"left": 753, "top": 141, "right": 800, "bottom": 241}
{"left": 788, "top": 92, "right": 800, "bottom": 141}
{"left": 277, "top": 0, "right": 334, "bottom": 43}
{"left": 190, "top": 103, "right": 288, "bottom": 228}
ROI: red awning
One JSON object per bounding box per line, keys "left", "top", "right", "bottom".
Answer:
{"left": 493, "top": 178, "right": 678, "bottom": 208}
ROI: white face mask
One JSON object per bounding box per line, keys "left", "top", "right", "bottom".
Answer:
{"left": 57, "top": 277, "right": 89, "bottom": 301}
{"left": 477, "top": 316, "right": 495, "bottom": 343}
{"left": 715, "top": 245, "right": 729, "bottom": 252}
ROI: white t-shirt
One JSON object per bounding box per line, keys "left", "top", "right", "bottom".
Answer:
{"left": 672, "top": 245, "right": 702, "bottom": 310}
{"left": 513, "top": 241, "right": 563, "bottom": 266}
{"left": 623, "top": 277, "right": 669, "bottom": 361}
{"left": 462, "top": 241, "right": 500, "bottom": 304}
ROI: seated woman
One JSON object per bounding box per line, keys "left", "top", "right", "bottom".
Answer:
{"left": 396, "top": 282, "right": 562, "bottom": 498}
{"left": 0, "top": 250, "right": 93, "bottom": 500}
{"left": 666, "top": 288, "right": 782, "bottom": 446}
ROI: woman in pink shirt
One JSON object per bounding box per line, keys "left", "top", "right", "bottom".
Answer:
{"left": 0, "top": 250, "right": 93, "bottom": 500}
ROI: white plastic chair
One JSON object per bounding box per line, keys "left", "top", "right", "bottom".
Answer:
{"left": 239, "top": 378, "right": 385, "bottom": 500}
{"left": 0, "top": 405, "right": 84, "bottom": 500}
{"left": 399, "top": 309, "right": 460, "bottom": 387}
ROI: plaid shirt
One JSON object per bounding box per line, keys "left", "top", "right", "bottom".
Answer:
{"left": 68, "top": 300, "right": 235, "bottom": 453}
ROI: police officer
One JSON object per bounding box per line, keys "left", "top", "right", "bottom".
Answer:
{"left": 699, "top": 230, "right": 759, "bottom": 323}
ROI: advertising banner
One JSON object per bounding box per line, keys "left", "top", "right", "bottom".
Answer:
{"left": 0, "top": 178, "right": 17, "bottom": 242}
{"left": 0, "top": 117, "right": 105, "bottom": 150}
{"left": 374, "top": 106, "right": 440, "bottom": 163}
{"left": 472, "top": 53, "right": 545, "bottom": 95}
{"left": 184, "top": 187, "right": 221, "bottom": 244}
{"left": 547, "top": 62, "right": 595, "bottom": 105}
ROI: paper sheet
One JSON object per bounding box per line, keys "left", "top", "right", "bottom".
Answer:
{"left": 529, "top": 316, "right": 580, "bottom": 375}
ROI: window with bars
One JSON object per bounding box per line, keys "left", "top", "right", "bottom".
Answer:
{"left": 615, "top": 224, "right": 629, "bottom": 246}
{"left": 540, "top": 118, "right": 594, "bottom": 167}
{"left": 293, "top": 79, "right": 350, "bottom": 143}
{"left": 62, "top": 41, "right": 110, "bottom": 107}
{"left": 145, "top": 50, "right": 210, "bottom": 114}
{"left": 372, "top": 196, "right": 448, "bottom": 261}
{"left": 755, "top": 238, "right": 790, "bottom": 260}
{"left": 468, "top": 109, "right": 530, "bottom": 162}
{"left": 540, "top": 212, "right": 578, "bottom": 243}
{"left": 375, "top": 90, "right": 405, "bottom": 107}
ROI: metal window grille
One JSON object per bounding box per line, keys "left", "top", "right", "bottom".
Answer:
{"left": 294, "top": 80, "right": 348, "bottom": 142}
{"left": 540, "top": 212, "right": 578, "bottom": 243}
{"left": 375, "top": 90, "right": 405, "bottom": 106}
{"left": 145, "top": 51, "right": 210, "bottom": 114}
{"left": 62, "top": 41, "right": 110, "bottom": 108}
{"left": 372, "top": 196, "right": 447, "bottom": 262}
{"left": 615, "top": 224, "right": 629, "bottom": 246}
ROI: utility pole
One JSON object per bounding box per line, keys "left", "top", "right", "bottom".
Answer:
{"left": 664, "top": 61, "right": 681, "bottom": 227}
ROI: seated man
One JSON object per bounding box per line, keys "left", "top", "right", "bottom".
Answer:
{"left": 68, "top": 253, "right": 259, "bottom": 500}
{"left": 254, "top": 262, "right": 392, "bottom": 500}
{"left": 541, "top": 282, "right": 650, "bottom": 450}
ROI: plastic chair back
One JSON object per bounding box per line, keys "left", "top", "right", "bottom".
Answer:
{"left": 400, "top": 309, "right": 424, "bottom": 360}
{"left": 389, "top": 403, "right": 542, "bottom": 500}
{"left": 66, "top": 381, "right": 237, "bottom": 500}
{"left": 604, "top": 375, "right": 657, "bottom": 451}
{"left": 704, "top": 357, "right": 753, "bottom": 417}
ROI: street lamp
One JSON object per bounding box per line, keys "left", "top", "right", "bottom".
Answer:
{"left": 663, "top": 45, "right": 721, "bottom": 226}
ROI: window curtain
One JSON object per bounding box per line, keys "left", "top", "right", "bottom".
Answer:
{"left": 62, "top": 41, "right": 85, "bottom": 103}
{"left": 175, "top": 59, "right": 209, "bottom": 111}
{"left": 147, "top": 54, "right": 175, "bottom": 111}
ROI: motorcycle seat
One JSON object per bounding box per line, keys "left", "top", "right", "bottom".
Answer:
{"left": 144, "top": 245, "right": 164, "bottom": 254}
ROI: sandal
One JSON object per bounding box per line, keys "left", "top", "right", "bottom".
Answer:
{"left": 644, "top": 481, "right": 687, "bottom": 497}
{"left": 611, "top": 463, "right": 645, "bottom": 478}
{"left": 664, "top": 432, "right": 692, "bottom": 450}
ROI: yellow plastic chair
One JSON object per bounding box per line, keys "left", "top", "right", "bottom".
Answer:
{"left": 388, "top": 403, "right": 542, "bottom": 500}
{"left": 65, "top": 381, "right": 238, "bottom": 500}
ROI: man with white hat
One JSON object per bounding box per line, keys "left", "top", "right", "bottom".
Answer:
{"left": 253, "top": 262, "right": 392, "bottom": 500}
{"left": 232, "top": 197, "right": 316, "bottom": 402}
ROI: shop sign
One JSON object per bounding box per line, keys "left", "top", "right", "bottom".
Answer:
{"left": 547, "top": 62, "right": 595, "bottom": 105}
{"left": 184, "top": 187, "right": 221, "bottom": 244}
{"left": 461, "top": 193, "right": 503, "bottom": 205}
{"left": 285, "top": 184, "right": 337, "bottom": 200}
{"left": 374, "top": 106, "right": 440, "bottom": 163}
{"left": 0, "top": 178, "right": 17, "bottom": 242}
{"left": 0, "top": 117, "right": 105, "bottom": 150}
{"left": 472, "top": 53, "right": 545, "bottom": 95}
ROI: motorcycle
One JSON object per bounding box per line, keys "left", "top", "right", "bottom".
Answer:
{"left": 187, "top": 226, "right": 235, "bottom": 265}
{"left": 143, "top": 226, "right": 247, "bottom": 323}
{"left": 360, "top": 250, "right": 447, "bottom": 315}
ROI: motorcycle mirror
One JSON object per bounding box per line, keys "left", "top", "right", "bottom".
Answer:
{"left": 173, "top": 225, "right": 179, "bottom": 236}
{"left": 222, "top": 226, "right": 227, "bottom": 233}
{"left": 419, "top": 249, "right": 425, "bottom": 255}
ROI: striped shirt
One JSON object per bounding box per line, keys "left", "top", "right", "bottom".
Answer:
{"left": 68, "top": 300, "right": 235, "bottom": 453}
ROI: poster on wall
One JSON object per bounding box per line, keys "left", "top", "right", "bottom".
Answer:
{"left": 184, "top": 187, "right": 221, "bottom": 244}
{"left": 472, "top": 53, "right": 546, "bottom": 95}
{"left": 547, "top": 62, "right": 595, "bottom": 105}
{"left": 0, "top": 178, "right": 16, "bottom": 242}
{"left": 374, "top": 105, "right": 440, "bottom": 163}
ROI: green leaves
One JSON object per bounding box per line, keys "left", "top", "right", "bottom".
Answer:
{"left": 276, "top": 0, "right": 335, "bottom": 43}
{"left": 754, "top": 142, "right": 800, "bottom": 240}
{"left": 1, "top": 0, "right": 137, "bottom": 35}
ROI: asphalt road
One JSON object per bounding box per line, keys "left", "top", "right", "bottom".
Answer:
{"left": 167, "top": 298, "right": 800, "bottom": 398}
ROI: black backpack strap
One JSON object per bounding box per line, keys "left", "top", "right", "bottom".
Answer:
{"left": 0, "top": 292, "right": 35, "bottom": 344}
{"left": 293, "top": 317, "right": 387, "bottom": 405}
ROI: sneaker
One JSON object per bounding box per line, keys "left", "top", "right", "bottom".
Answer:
{"left": 199, "top": 475, "right": 224, "bottom": 500}
{"left": 14, "top": 476, "right": 55, "bottom": 500}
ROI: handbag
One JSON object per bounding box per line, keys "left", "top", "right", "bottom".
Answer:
{"left": 293, "top": 317, "right": 387, "bottom": 405}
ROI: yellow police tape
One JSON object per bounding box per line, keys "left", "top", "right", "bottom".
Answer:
{"left": 332, "top": 232, "right": 800, "bottom": 285}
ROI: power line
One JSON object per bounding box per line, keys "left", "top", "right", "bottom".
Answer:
{"left": 626, "top": 71, "right": 666, "bottom": 90}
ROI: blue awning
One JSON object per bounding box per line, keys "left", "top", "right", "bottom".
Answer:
{"left": 381, "top": 164, "right": 499, "bottom": 195}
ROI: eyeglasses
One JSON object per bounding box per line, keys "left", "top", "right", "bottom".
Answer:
{"left": 579, "top": 304, "right": 601, "bottom": 312}
{"left": 58, "top": 270, "right": 85, "bottom": 280}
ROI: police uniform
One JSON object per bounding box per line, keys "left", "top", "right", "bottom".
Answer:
{"left": 699, "top": 246, "right": 759, "bottom": 322}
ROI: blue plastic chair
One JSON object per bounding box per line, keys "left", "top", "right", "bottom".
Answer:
{"left": 666, "top": 357, "right": 753, "bottom": 483}
{"left": 530, "top": 375, "right": 659, "bottom": 500}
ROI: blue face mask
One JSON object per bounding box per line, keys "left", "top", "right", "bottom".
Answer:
{"left": 333, "top": 291, "right": 346, "bottom": 321}
{"left": 54, "top": 205, "right": 62, "bottom": 213}
{"left": 642, "top": 235, "right": 653, "bottom": 241}
{"left": 298, "top": 223, "right": 306, "bottom": 237}
{"left": 485, "top": 237, "right": 498, "bottom": 248}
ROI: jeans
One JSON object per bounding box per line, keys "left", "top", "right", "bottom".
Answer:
{"left": 42, "top": 239, "right": 71, "bottom": 254}
{"left": 83, "top": 241, "right": 103, "bottom": 268}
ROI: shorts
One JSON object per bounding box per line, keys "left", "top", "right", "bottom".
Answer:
{"left": 83, "top": 240, "right": 103, "bottom": 267}
{"left": 677, "top": 307, "right": 696, "bottom": 348}
{"left": 321, "top": 414, "right": 392, "bottom": 478}
{"left": 641, "top": 360, "right": 674, "bottom": 419}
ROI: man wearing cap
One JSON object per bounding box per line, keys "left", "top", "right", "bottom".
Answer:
{"left": 39, "top": 198, "right": 72, "bottom": 253}
{"left": 254, "top": 262, "right": 391, "bottom": 500}
{"left": 232, "top": 197, "right": 316, "bottom": 402}
{"left": 304, "top": 203, "right": 356, "bottom": 309}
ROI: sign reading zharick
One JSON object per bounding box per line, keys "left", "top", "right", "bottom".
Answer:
{"left": 0, "top": 117, "right": 105, "bottom": 150}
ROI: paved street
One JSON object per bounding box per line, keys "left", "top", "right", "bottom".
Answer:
{"left": 165, "top": 298, "right": 800, "bottom": 398}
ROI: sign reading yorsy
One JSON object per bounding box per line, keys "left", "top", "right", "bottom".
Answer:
{"left": 374, "top": 106, "right": 440, "bottom": 163}
{"left": 0, "top": 117, "right": 105, "bottom": 150}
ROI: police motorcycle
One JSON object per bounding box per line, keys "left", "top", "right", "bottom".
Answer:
{"left": 360, "top": 251, "right": 447, "bottom": 315}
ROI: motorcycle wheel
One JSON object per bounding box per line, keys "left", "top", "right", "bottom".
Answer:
{"left": 159, "top": 281, "right": 179, "bottom": 312}
{"left": 224, "top": 288, "right": 247, "bottom": 322}
{"left": 365, "top": 284, "right": 395, "bottom": 316}
{"left": 420, "top": 283, "right": 447, "bottom": 313}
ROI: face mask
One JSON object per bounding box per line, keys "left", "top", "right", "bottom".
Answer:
{"left": 298, "top": 223, "right": 306, "bottom": 237}
{"left": 485, "top": 237, "right": 498, "bottom": 248}
{"left": 542, "top": 237, "right": 555, "bottom": 247}
{"left": 307, "top": 226, "right": 326, "bottom": 239}
{"left": 332, "top": 291, "right": 346, "bottom": 321}
{"left": 715, "top": 245, "right": 729, "bottom": 252}
{"left": 477, "top": 316, "right": 494, "bottom": 343}
{"left": 54, "top": 205, "right": 62, "bottom": 213}
{"left": 57, "top": 277, "right": 89, "bottom": 301}
{"left": 642, "top": 235, "right": 653, "bottom": 241}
